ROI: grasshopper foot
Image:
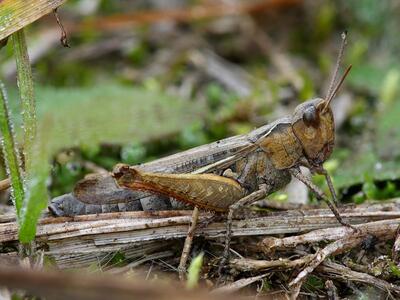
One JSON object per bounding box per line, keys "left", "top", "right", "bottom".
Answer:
{"left": 340, "top": 220, "right": 359, "bottom": 233}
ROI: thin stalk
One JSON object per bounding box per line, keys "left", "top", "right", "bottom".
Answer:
{"left": 10, "top": 29, "right": 36, "bottom": 173}
{"left": 11, "top": 29, "right": 47, "bottom": 243}
{"left": 0, "top": 81, "right": 25, "bottom": 217}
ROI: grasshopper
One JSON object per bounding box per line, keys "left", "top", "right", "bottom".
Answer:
{"left": 49, "top": 33, "right": 353, "bottom": 276}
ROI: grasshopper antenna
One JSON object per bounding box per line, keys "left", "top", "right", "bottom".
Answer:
{"left": 325, "top": 31, "right": 348, "bottom": 103}
{"left": 323, "top": 64, "right": 352, "bottom": 112}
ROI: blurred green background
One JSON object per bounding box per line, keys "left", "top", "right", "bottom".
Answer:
{"left": 1, "top": 0, "right": 400, "bottom": 203}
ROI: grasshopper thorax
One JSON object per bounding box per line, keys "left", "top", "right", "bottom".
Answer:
{"left": 291, "top": 98, "right": 335, "bottom": 166}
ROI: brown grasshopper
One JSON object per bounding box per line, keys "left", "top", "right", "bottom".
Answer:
{"left": 49, "top": 33, "right": 352, "bottom": 275}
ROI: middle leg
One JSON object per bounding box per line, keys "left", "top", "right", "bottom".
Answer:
{"left": 218, "top": 184, "right": 269, "bottom": 277}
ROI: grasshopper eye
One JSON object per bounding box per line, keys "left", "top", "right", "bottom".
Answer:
{"left": 302, "top": 105, "right": 319, "bottom": 127}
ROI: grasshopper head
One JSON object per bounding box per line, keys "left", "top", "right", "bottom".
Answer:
{"left": 291, "top": 98, "right": 335, "bottom": 166}
{"left": 291, "top": 65, "right": 352, "bottom": 166}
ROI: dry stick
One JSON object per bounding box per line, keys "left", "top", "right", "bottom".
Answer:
{"left": 288, "top": 235, "right": 366, "bottom": 288}
{"left": 229, "top": 256, "right": 315, "bottom": 272}
{"left": 342, "top": 258, "right": 374, "bottom": 276}
{"left": 46, "top": 209, "right": 195, "bottom": 223}
{"left": 178, "top": 206, "right": 200, "bottom": 280}
{"left": 318, "top": 260, "right": 400, "bottom": 296}
{"left": 53, "top": 8, "right": 70, "bottom": 47}
{"left": 212, "top": 273, "right": 268, "bottom": 294}
{"left": 392, "top": 223, "right": 400, "bottom": 263}
{"left": 261, "top": 217, "right": 399, "bottom": 251}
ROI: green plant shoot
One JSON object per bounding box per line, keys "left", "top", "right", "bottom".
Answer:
{"left": 186, "top": 252, "right": 204, "bottom": 290}
{"left": 0, "top": 81, "right": 25, "bottom": 217}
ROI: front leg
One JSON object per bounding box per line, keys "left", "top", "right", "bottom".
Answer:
{"left": 299, "top": 159, "right": 338, "bottom": 205}
{"left": 218, "top": 184, "right": 270, "bottom": 277}
{"left": 313, "top": 166, "right": 338, "bottom": 205}
{"left": 289, "top": 168, "right": 355, "bottom": 230}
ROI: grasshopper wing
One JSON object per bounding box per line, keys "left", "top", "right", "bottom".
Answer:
{"left": 53, "top": 123, "right": 276, "bottom": 213}
{"left": 72, "top": 133, "right": 256, "bottom": 204}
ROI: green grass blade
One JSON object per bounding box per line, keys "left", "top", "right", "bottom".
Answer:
{"left": 0, "top": 81, "right": 25, "bottom": 217}
{"left": 11, "top": 29, "right": 48, "bottom": 242}
{"left": 18, "top": 146, "right": 49, "bottom": 242}
{"left": 11, "top": 29, "right": 36, "bottom": 172}
{"left": 186, "top": 252, "right": 204, "bottom": 289}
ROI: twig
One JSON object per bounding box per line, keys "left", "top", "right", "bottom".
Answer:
{"left": 212, "top": 274, "right": 268, "bottom": 294}
{"left": 288, "top": 235, "right": 366, "bottom": 288}
{"left": 392, "top": 224, "right": 400, "bottom": 263}
{"left": 261, "top": 217, "right": 400, "bottom": 251}
{"left": 318, "top": 260, "right": 400, "bottom": 296}
{"left": 53, "top": 8, "right": 70, "bottom": 47}
{"left": 230, "top": 256, "right": 315, "bottom": 272}
{"left": 178, "top": 207, "right": 200, "bottom": 280}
